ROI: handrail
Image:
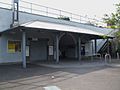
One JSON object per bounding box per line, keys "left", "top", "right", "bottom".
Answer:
{"left": 97, "top": 29, "right": 116, "bottom": 51}
{"left": 0, "top": 0, "right": 105, "bottom": 26}
{"left": 0, "top": 1, "right": 12, "bottom": 9}
{"left": 0, "top": 1, "right": 12, "bottom": 6}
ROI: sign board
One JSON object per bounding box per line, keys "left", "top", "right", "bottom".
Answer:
{"left": 49, "top": 46, "right": 53, "bottom": 55}
{"left": 26, "top": 46, "right": 29, "bottom": 56}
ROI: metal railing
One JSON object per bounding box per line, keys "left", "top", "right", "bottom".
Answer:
{"left": 97, "top": 29, "right": 116, "bottom": 52}
{"left": 0, "top": 1, "right": 12, "bottom": 9}
{"left": 0, "top": 0, "right": 105, "bottom": 26}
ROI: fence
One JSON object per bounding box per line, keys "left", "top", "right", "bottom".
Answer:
{"left": 0, "top": 0, "right": 105, "bottom": 26}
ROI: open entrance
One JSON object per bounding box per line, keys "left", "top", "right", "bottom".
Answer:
{"left": 59, "top": 33, "right": 77, "bottom": 60}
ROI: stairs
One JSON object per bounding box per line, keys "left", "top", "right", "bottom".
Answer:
{"left": 98, "top": 40, "right": 108, "bottom": 54}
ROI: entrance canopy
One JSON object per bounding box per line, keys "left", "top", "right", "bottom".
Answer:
{"left": 3, "top": 20, "right": 113, "bottom": 68}
{"left": 20, "top": 20, "right": 110, "bottom": 37}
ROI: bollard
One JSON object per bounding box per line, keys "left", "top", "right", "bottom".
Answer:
{"left": 105, "top": 53, "right": 111, "bottom": 63}
{"left": 117, "top": 52, "right": 119, "bottom": 60}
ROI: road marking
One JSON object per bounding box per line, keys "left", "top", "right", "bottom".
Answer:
{"left": 44, "top": 86, "right": 61, "bottom": 90}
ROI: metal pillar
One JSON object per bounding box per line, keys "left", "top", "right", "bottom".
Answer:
{"left": 22, "top": 31, "right": 26, "bottom": 68}
{"left": 91, "top": 41, "right": 94, "bottom": 60}
{"left": 107, "top": 39, "right": 109, "bottom": 54}
{"left": 53, "top": 38, "right": 56, "bottom": 61}
{"left": 94, "top": 39, "right": 97, "bottom": 54}
{"left": 56, "top": 33, "right": 59, "bottom": 63}
{"left": 78, "top": 35, "right": 81, "bottom": 61}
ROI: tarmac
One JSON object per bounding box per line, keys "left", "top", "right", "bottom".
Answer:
{"left": 0, "top": 60, "right": 120, "bottom": 90}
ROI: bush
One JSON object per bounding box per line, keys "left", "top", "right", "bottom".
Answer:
{"left": 58, "top": 16, "right": 70, "bottom": 21}
{"left": 116, "top": 42, "right": 120, "bottom": 53}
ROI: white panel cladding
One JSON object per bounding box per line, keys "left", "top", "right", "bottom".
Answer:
{"left": 85, "top": 41, "right": 93, "bottom": 56}
{"left": 0, "top": 31, "right": 55, "bottom": 63}
{"left": 0, "top": 8, "right": 113, "bottom": 36}
{"left": 0, "top": 34, "right": 22, "bottom": 63}
{"left": 0, "top": 37, "right": 2, "bottom": 60}
{"left": 0, "top": 8, "right": 12, "bottom": 32}
{"left": 0, "top": 8, "right": 114, "bottom": 63}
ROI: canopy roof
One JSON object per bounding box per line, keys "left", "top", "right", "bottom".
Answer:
{"left": 20, "top": 20, "right": 106, "bottom": 36}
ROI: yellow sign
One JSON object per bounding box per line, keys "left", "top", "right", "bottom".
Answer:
{"left": 8, "top": 43, "right": 15, "bottom": 53}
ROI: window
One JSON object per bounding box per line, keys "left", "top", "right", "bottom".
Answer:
{"left": 8, "top": 40, "right": 21, "bottom": 53}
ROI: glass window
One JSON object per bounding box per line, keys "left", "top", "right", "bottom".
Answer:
{"left": 8, "top": 40, "right": 21, "bottom": 53}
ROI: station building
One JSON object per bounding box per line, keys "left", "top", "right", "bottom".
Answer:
{"left": 0, "top": 0, "right": 113, "bottom": 68}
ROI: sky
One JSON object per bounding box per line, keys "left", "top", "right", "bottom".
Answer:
{"left": 29, "top": 0, "right": 119, "bottom": 19}
{"left": 1, "top": 0, "right": 120, "bottom": 20}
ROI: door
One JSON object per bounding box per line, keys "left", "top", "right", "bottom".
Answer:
{"left": 30, "top": 41, "right": 47, "bottom": 61}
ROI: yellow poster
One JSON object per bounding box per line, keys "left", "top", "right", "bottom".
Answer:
{"left": 8, "top": 44, "right": 15, "bottom": 53}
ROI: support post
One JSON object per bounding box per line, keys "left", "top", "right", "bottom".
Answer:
{"left": 107, "top": 39, "right": 109, "bottom": 54}
{"left": 91, "top": 41, "right": 94, "bottom": 61}
{"left": 53, "top": 38, "right": 56, "bottom": 61}
{"left": 56, "top": 33, "right": 59, "bottom": 63}
{"left": 78, "top": 35, "right": 81, "bottom": 61}
{"left": 94, "top": 39, "right": 97, "bottom": 54}
{"left": 22, "top": 31, "right": 26, "bottom": 68}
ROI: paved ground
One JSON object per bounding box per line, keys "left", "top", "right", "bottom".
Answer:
{"left": 0, "top": 62, "right": 120, "bottom": 90}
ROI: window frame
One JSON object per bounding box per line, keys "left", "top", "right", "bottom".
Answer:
{"left": 7, "top": 40, "right": 21, "bottom": 53}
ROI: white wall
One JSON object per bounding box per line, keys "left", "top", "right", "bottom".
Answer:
{"left": 0, "top": 7, "right": 113, "bottom": 35}
{"left": 0, "top": 8, "right": 12, "bottom": 32}
{"left": 85, "top": 41, "right": 93, "bottom": 56}
{"left": 0, "top": 30, "right": 55, "bottom": 63}
{"left": 0, "top": 7, "right": 114, "bottom": 63}
{"left": 0, "top": 36, "right": 2, "bottom": 61}
{"left": 0, "top": 33, "right": 22, "bottom": 63}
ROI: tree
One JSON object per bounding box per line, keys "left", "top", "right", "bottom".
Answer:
{"left": 103, "top": 3, "right": 120, "bottom": 53}
{"left": 58, "top": 16, "right": 70, "bottom": 21}
{"left": 103, "top": 3, "right": 120, "bottom": 29}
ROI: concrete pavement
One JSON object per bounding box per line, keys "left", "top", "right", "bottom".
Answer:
{"left": 0, "top": 62, "right": 120, "bottom": 90}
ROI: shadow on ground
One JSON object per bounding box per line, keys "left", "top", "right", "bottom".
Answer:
{"left": 0, "top": 61, "right": 107, "bottom": 83}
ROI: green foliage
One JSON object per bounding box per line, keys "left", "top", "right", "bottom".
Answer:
{"left": 103, "top": 3, "right": 120, "bottom": 29}
{"left": 116, "top": 42, "right": 120, "bottom": 53}
{"left": 99, "top": 35, "right": 108, "bottom": 39}
{"left": 115, "top": 30, "right": 120, "bottom": 39}
{"left": 58, "top": 16, "right": 70, "bottom": 21}
{"left": 103, "top": 3, "right": 120, "bottom": 53}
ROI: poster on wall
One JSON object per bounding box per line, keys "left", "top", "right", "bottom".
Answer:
{"left": 8, "top": 41, "right": 21, "bottom": 53}
{"left": 49, "top": 46, "right": 53, "bottom": 55}
{"left": 8, "top": 43, "right": 15, "bottom": 53}
{"left": 26, "top": 46, "right": 29, "bottom": 56}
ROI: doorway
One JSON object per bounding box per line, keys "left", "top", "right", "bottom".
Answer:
{"left": 59, "top": 34, "right": 77, "bottom": 60}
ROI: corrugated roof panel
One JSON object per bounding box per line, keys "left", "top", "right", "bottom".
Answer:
{"left": 21, "top": 21, "right": 106, "bottom": 36}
